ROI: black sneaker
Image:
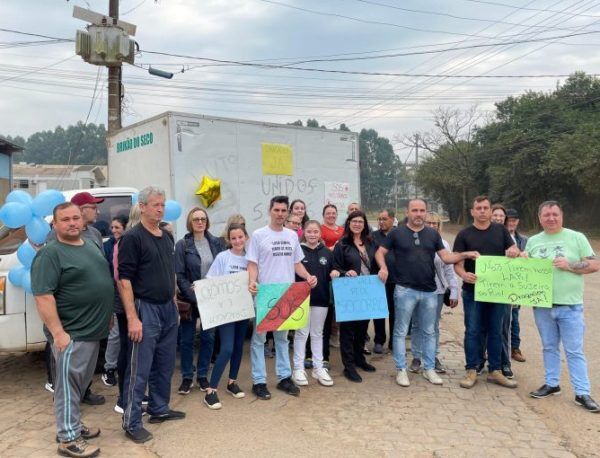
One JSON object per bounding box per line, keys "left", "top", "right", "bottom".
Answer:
{"left": 409, "top": 358, "right": 421, "bottom": 373}
{"left": 57, "top": 436, "right": 100, "bottom": 457}
{"left": 575, "top": 394, "right": 600, "bottom": 413}
{"left": 343, "top": 368, "right": 362, "bottom": 383}
{"left": 502, "top": 366, "right": 514, "bottom": 379}
{"left": 434, "top": 358, "right": 447, "bottom": 374}
{"left": 226, "top": 382, "right": 245, "bottom": 399}
{"left": 142, "top": 395, "right": 149, "bottom": 406}
{"left": 276, "top": 377, "right": 300, "bottom": 396}
{"left": 125, "top": 427, "right": 153, "bottom": 444}
{"left": 148, "top": 409, "right": 186, "bottom": 424}
{"left": 252, "top": 383, "right": 271, "bottom": 400}
{"left": 530, "top": 384, "right": 561, "bottom": 399}
{"left": 82, "top": 389, "right": 105, "bottom": 406}
{"left": 101, "top": 369, "right": 117, "bottom": 387}
{"left": 178, "top": 378, "right": 193, "bottom": 395}
{"left": 197, "top": 377, "right": 210, "bottom": 392}
{"left": 356, "top": 362, "right": 376, "bottom": 372}
{"left": 204, "top": 391, "right": 222, "bottom": 410}
{"left": 304, "top": 358, "right": 313, "bottom": 369}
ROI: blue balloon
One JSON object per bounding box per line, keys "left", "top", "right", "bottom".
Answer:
{"left": 164, "top": 200, "right": 182, "bottom": 221}
{"left": 6, "top": 190, "right": 33, "bottom": 205}
{"left": 0, "top": 202, "right": 33, "bottom": 228}
{"left": 31, "top": 189, "right": 65, "bottom": 217}
{"left": 25, "top": 216, "right": 51, "bottom": 245}
{"left": 17, "top": 241, "right": 37, "bottom": 269}
{"left": 132, "top": 193, "right": 139, "bottom": 204}
{"left": 8, "top": 265, "right": 27, "bottom": 287}
{"left": 22, "top": 270, "right": 32, "bottom": 294}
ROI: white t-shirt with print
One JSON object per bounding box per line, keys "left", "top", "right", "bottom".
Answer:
{"left": 206, "top": 250, "right": 248, "bottom": 278}
{"left": 246, "top": 226, "right": 304, "bottom": 283}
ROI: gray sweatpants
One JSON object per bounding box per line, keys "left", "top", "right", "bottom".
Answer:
{"left": 104, "top": 314, "right": 120, "bottom": 370}
{"left": 52, "top": 340, "right": 99, "bottom": 442}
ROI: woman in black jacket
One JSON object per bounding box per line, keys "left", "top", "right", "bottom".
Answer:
{"left": 175, "top": 207, "right": 224, "bottom": 395}
{"left": 333, "top": 210, "right": 379, "bottom": 383}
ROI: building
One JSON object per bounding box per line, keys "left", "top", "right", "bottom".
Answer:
{"left": 12, "top": 164, "right": 108, "bottom": 195}
{"left": 0, "top": 137, "right": 24, "bottom": 203}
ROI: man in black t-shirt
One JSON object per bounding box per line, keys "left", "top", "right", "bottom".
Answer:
{"left": 453, "top": 195, "right": 519, "bottom": 390}
{"left": 376, "top": 199, "right": 478, "bottom": 388}
{"left": 118, "top": 186, "right": 185, "bottom": 444}
{"left": 372, "top": 209, "right": 396, "bottom": 352}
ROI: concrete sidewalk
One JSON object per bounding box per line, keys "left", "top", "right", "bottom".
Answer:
{"left": 0, "top": 323, "right": 576, "bottom": 458}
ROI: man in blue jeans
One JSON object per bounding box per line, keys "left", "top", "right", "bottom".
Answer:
{"left": 525, "top": 201, "right": 599, "bottom": 413}
{"left": 375, "top": 199, "right": 478, "bottom": 387}
{"left": 454, "top": 195, "right": 520, "bottom": 389}
{"left": 246, "top": 195, "right": 317, "bottom": 400}
{"left": 118, "top": 186, "right": 185, "bottom": 443}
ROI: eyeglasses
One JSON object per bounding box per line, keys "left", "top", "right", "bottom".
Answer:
{"left": 192, "top": 217, "right": 207, "bottom": 223}
{"left": 413, "top": 232, "right": 420, "bottom": 246}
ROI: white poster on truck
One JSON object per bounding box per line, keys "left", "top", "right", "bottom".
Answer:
{"left": 324, "top": 181, "right": 351, "bottom": 214}
{"left": 193, "top": 271, "right": 255, "bottom": 329}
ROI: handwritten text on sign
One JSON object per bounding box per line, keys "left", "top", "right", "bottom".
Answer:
{"left": 332, "top": 275, "right": 388, "bottom": 322}
{"left": 256, "top": 282, "right": 310, "bottom": 332}
{"left": 475, "top": 256, "right": 553, "bottom": 307}
{"left": 194, "top": 271, "right": 255, "bottom": 329}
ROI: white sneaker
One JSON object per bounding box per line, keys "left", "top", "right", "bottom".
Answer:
{"left": 292, "top": 369, "right": 309, "bottom": 386}
{"left": 396, "top": 369, "right": 410, "bottom": 387}
{"left": 423, "top": 369, "right": 443, "bottom": 385}
{"left": 312, "top": 367, "right": 334, "bottom": 387}
{"left": 114, "top": 403, "right": 124, "bottom": 414}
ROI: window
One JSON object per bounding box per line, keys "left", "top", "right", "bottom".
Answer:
{"left": 92, "top": 195, "right": 132, "bottom": 237}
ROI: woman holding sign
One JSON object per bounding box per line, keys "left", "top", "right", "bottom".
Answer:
{"left": 333, "top": 210, "right": 379, "bottom": 383}
{"left": 175, "top": 208, "right": 225, "bottom": 396}
{"left": 203, "top": 223, "right": 250, "bottom": 410}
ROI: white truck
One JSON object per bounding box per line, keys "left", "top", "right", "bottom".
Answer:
{"left": 0, "top": 187, "right": 136, "bottom": 352}
{"left": 106, "top": 112, "right": 361, "bottom": 236}
{"left": 0, "top": 111, "right": 360, "bottom": 352}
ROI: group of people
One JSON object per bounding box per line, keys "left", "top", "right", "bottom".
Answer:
{"left": 30, "top": 187, "right": 599, "bottom": 458}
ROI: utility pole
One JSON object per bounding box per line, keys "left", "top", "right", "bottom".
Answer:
{"left": 414, "top": 133, "right": 419, "bottom": 198}
{"left": 73, "top": 4, "right": 136, "bottom": 133}
{"left": 108, "top": 0, "right": 122, "bottom": 133}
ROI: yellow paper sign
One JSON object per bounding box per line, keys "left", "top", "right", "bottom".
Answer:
{"left": 261, "top": 143, "right": 293, "bottom": 176}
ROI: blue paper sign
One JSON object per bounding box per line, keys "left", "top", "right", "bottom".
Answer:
{"left": 332, "top": 275, "right": 388, "bottom": 322}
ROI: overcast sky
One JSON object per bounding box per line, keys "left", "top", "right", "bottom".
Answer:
{"left": 1, "top": 0, "right": 599, "bottom": 160}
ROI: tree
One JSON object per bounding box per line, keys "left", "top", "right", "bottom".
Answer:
{"left": 409, "top": 106, "right": 483, "bottom": 224}
{"left": 359, "top": 128, "right": 405, "bottom": 212}
{"left": 3, "top": 123, "right": 108, "bottom": 165}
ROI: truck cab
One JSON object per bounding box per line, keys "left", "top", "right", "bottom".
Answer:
{"left": 0, "top": 186, "right": 136, "bottom": 353}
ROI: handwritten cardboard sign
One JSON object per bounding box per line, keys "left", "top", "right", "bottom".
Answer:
{"left": 332, "top": 275, "right": 388, "bottom": 322}
{"left": 475, "top": 256, "right": 553, "bottom": 307}
{"left": 255, "top": 282, "right": 310, "bottom": 332}
{"left": 194, "top": 271, "right": 255, "bottom": 329}
{"left": 261, "top": 143, "right": 293, "bottom": 176}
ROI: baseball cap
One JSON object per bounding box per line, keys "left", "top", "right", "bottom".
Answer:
{"left": 506, "top": 208, "right": 519, "bottom": 219}
{"left": 71, "top": 192, "right": 105, "bottom": 206}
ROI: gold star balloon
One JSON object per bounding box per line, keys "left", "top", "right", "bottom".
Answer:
{"left": 195, "top": 175, "right": 222, "bottom": 207}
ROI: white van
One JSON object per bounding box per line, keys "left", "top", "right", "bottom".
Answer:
{"left": 0, "top": 186, "right": 136, "bottom": 352}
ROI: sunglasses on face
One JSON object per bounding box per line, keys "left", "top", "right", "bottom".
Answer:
{"left": 192, "top": 217, "right": 207, "bottom": 223}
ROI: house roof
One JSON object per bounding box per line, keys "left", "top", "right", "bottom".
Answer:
{"left": 0, "top": 136, "right": 24, "bottom": 154}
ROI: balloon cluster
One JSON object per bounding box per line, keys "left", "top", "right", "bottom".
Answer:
{"left": 0, "top": 189, "right": 65, "bottom": 293}
{"left": 131, "top": 192, "right": 182, "bottom": 221}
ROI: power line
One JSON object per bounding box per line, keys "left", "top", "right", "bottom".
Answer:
{"left": 460, "top": 0, "right": 600, "bottom": 18}
{"left": 256, "top": 0, "right": 586, "bottom": 38}
{"left": 353, "top": 0, "right": 587, "bottom": 30}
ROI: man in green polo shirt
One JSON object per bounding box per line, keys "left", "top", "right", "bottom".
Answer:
{"left": 32, "top": 202, "right": 114, "bottom": 457}
{"left": 526, "top": 200, "right": 600, "bottom": 413}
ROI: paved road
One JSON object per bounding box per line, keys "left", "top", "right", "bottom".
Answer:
{"left": 0, "top": 236, "right": 598, "bottom": 457}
